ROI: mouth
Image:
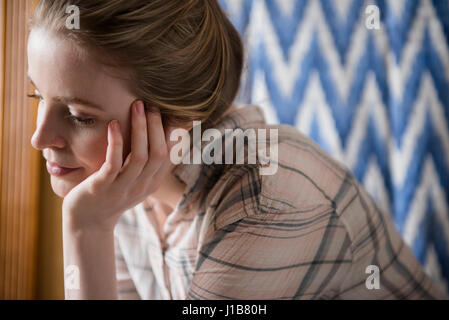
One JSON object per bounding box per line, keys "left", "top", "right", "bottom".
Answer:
{"left": 46, "top": 161, "right": 80, "bottom": 177}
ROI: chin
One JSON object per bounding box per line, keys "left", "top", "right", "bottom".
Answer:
{"left": 49, "top": 171, "right": 85, "bottom": 198}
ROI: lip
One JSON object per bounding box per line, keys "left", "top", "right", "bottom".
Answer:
{"left": 46, "top": 161, "right": 79, "bottom": 177}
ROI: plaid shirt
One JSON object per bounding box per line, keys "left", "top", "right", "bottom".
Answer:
{"left": 113, "top": 104, "right": 448, "bottom": 300}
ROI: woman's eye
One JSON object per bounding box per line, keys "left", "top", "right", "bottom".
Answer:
{"left": 26, "top": 89, "right": 43, "bottom": 101}
{"left": 68, "top": 116, "right": 96, "bottom": 127}
{"left": 26, "top": 91, "right": 96, "bottom": 127}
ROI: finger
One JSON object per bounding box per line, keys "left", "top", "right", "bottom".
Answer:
{"left": 137, "top": 159, "right": 172, "bottom": 198}
{"left": 116, "top": 100, "right": 149, "bottom": 185}
{"left": 95, "top": 120, "right": 123, "bottom": 186}
{"left": 147, "top": 156, "right": 172, "bottom": 186}
{"left": 141, "top": 106, "right": 169, "bottom": 176}
{"left": 148, "top": 107, "right": 168, "bottom": 159}
{"left": 119, "top": 152, "right": 131, "bottom": 174}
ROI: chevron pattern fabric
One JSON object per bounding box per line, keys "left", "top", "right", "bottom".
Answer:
{"left": 219, "top": 0, "right": 449, "bottom": 296}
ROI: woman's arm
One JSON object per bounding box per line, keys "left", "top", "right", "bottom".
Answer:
{"left": 63, "top": 214, "right": 118, "bottom": 300}
{"left": 186, "top": 164, "right": 448, "bottom": 300}
{"left": 335, "top": 180, "right": 448, "bottom": 300}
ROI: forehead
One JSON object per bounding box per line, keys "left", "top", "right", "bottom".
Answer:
{"left": 27, "top": 28, "right": 134, "bottom": 110}
{"left": 28, "top": 28, "right": 93, "bottom": 79}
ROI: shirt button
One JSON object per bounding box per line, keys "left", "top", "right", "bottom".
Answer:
{"left": 261, "top": 161, "right": 270, "bottom": 167}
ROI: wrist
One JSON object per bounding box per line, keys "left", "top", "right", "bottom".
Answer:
{"left": 62, "top": 210, "right": 116, "bottom": 235}
{"left": 61, "top": 215, "right": 118, "bottom": 300}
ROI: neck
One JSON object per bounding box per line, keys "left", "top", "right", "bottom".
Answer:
{"left": 147, "top": 163, "right": 186, "bottom": 213}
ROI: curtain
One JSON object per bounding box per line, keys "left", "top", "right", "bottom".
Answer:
{"left": 220, "top": 0, "right": 449, "bottom": 295}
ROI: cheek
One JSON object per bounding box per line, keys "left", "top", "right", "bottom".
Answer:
{"left": 74, "top": 132, "right": 109, "bottom": 174}
{"left": 48, "top": 133, "right": 109, "bottom": 198}
{"left": 71, "top": 117, "right": 132, "bottom": 176}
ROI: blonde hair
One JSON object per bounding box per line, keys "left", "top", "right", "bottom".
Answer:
{"left": 28, "top": 0, "right": 244, "bottom": 134}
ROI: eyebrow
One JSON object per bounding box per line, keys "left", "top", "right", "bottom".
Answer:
{"left": 27, "top": 74, "right": 104, "bottom": 111}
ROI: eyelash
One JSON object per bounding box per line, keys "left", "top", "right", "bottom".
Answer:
{"left": 26, "top": 91, "right": 96, "bottom": 127}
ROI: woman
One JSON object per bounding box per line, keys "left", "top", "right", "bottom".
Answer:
{"left": 27, "top": 0, "right": 447, "bottom": 300}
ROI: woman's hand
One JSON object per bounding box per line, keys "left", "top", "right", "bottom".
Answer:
{"left": 62, "top": 100, "right": 173, "bottom": 232}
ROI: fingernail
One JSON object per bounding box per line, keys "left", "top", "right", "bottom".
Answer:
{"left": 136, "top": 101, "right": 144, "bottom": 115}
{"left": 111, "top": 120, "right": 119, "bottom": 132}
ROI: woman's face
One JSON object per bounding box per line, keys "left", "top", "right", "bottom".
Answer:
{"left": 27, "top": 28, "right": 137, "bottom": 198}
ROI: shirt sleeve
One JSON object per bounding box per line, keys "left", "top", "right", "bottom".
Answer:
{"left": 114, "top": 233, "right": 141, "bottom": 300}
{"left": 186, "top": 212, "right": 355, "bottom": 299}
{"left": 185, "top": 165, "right": 448, "bottom": 300}
{"left": 335, "top": 178, "right": 448, "bottom": 300}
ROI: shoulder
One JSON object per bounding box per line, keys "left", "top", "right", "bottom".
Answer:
{"left": 262, "top": 123, "right": 354, "bottom": 212}
{"left": 200, "top": 123, "right": 358, "bottom": 231}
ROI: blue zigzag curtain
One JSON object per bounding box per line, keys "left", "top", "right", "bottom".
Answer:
{"left": 219, "top": 0, "right": 449, "bottom": 295}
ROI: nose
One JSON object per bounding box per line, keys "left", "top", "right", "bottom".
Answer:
{"left": 30, "top": 108, "right": 66, "bottom": 150}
